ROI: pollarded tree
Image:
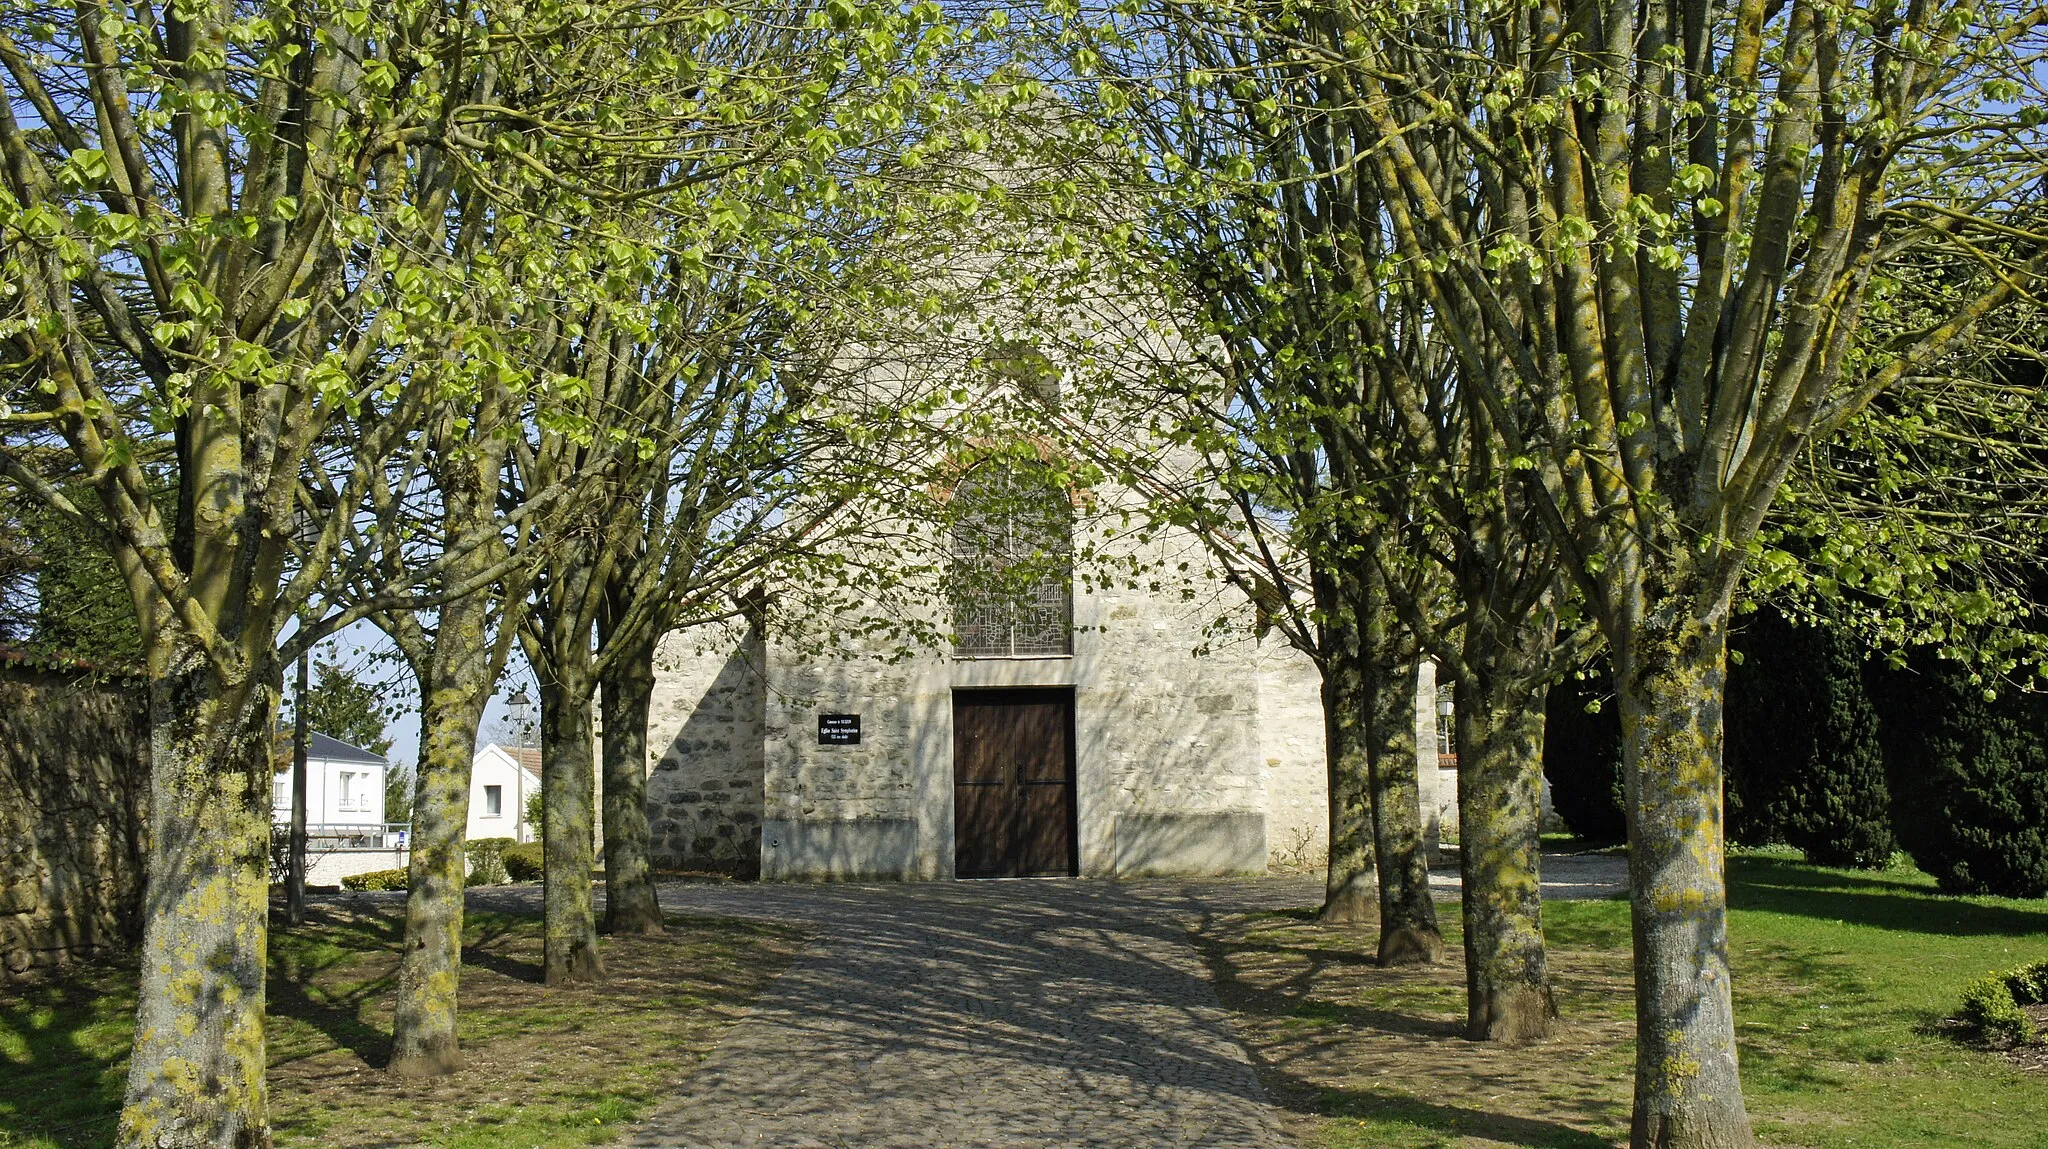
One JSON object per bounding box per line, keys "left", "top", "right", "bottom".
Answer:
{"left": 0, "top": 0, "right": 666, "bottom": 1133}
{"left": 1, "top": 5, "right": 502, "bottom": 1142}
{"left": 1049, "top": 7, "right": 1591, "bottom": 1014}
{"left": 496, "top": 5, "right": 986, "bottom": 977}
{"left": 347, "top": 377, "right": 528, "bottom": 1077}
{"left": 1272, "top": 1, "right": 2048, "bottom": 1142}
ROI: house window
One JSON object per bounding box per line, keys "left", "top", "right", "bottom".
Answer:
{"left": 948, "top": 460, "right": 1073, "bottom": 658}
{"left": 338, "top": 771, "right": 355, "bottom": 811}
{"left": 484, "top": 785, "right": 503, "bottom": 817}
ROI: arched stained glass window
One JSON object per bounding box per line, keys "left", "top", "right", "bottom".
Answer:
{"left": 948, "top": 461, "right": 1073, "bottom": 657}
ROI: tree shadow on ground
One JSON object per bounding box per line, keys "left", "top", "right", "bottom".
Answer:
{"left": 1313, "top": 1086, "right": 1618, "bottom": 1148}
{"left": 460, "top": 914, "right": 546, "bottom": 984}
{"left": 265, "top": 959, "right": 396, "bottom": 1069}
{"left": 1194, "top": 928, "right": 1463, "bottom": 1040}
{"left": 1729, "top": 858, "right": 2048, "bottom": 937}
{"left": 0, "top": 959, "right": 132, "bottom": 1148}
{"left": 1188, "top": 907, "right": 1631, "bottom": 1149}
{"left": 267, "top": 904, "right": 404, "bottom": 1068}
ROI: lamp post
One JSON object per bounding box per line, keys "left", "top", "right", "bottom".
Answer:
{"left": 507, "top": 688, "right": 533, "bottom": 748}
{"left": 506, "top": 688, "right": 536, "bottom": 843}
{"left": 288, "top": 649, "right": 310, "bottom": 926}
{"left": 1435, "top": 692, "right": 1456, "bottom": 765}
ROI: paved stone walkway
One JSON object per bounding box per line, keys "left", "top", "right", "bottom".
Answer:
{"left": 618, "top": 879, "right": 1313, "bottom": 1149}
{"left": 582, "top": 854, "right": 1628, "bottom": 1148}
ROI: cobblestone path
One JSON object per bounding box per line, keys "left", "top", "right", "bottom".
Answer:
{"left": 617, "top": 879, "right": 1317, "bottom": 1149}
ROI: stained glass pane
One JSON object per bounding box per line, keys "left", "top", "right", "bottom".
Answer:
{"left": 948, "top": 463, "right": 1073, "bottom": 657}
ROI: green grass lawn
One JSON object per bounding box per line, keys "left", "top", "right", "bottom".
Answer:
{"left": 0, "top": 902, "right": 805, "bottom": 1149}
{"left": 1203, "top": 855, "right": 2048, "bottom": 1149}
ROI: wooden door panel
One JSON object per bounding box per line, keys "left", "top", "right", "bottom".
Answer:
{"left": 953, "top": 688, "right": 1075, "bottom": 878}
{"left": 954, "top": 784, "right": 1011, "bottom": 878}
{"left": 953, "top": 698, "right": 1008, "bottom": 784}
{"left": 1011, "top": 700, "right": 1068, "bottom": 783}
{"left": 1014, "top": 781, "right": 1072, "bottom": 876}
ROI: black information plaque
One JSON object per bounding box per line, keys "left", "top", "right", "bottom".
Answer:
{"left": 817, "top": 713, "right": 861, "bottom": 746}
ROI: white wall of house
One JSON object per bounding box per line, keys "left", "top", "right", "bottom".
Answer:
{"left": 270, "top": 739, "right": 387, "bottom": 827}
{"left": 467, "top": 744, "right": 540, "bottom": 843}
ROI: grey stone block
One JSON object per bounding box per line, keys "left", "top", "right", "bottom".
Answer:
{"left": 760, "top": 817, "right": 919, "bottom": 881}
{"left": 1111, "top": 811, "right": 1267, "bottom": 877}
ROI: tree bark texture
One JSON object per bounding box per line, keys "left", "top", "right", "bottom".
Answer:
{"left": 1319, "top": 614, "right": 1378, "bottom": 925}
{"left": 117, "top": 655, "right": 273, "bottom": 1149}
{"left": 1619, "top": 598, "right": 1756, "bottom": 1148}
{"left": 600, "top": 638, "right": 663, "bottom": 935}
{"left": 1366, "top": 656, "right": 1442, "bottom": 965}
{"left": 540, "top": 668, "right": 604, "bottom": 984}
{"left": 1454, "top": 672, "right": 1556, "bottom": 1041}
{"left": 389, "top": 602, "right": 494, "bottom": 1076}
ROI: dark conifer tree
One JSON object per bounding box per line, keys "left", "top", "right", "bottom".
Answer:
{"left": 1726, "top": 609, "right": 1895, "bottom": 869}
{"left": 1875, "top": 654, "right": 2048, "bottom": 897}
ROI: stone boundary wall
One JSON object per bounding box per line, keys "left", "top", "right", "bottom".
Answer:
{"left": 0, "top": 661, "right": 149, "bottom": 982}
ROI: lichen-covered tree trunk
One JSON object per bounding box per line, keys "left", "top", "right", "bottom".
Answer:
{"left": 389, "top": 598, "right": 494, "bottom": 1076}
{"left": 599, "top": 637, "right": 663, "bottom": 935}
{"left": 540, "top": 664, "right": 604, "bottom": 984}
{"left": 1453, "top": 671, "right": 1555, "bottom": 1041}
{"left": 386, "top": 404, "right": 511, "bottom": 1075}
{"left": 117, "top": 653, "right": 273, "bottom": 1148}
{"left": 1619, "top": 596, "right": 1755, "bottom": 1148}
{"left": 1319, "top": 601, "right": 1378, "bottom": 925}
{"left": 1366, "top": 656, "right": 1442, "bottom": 965}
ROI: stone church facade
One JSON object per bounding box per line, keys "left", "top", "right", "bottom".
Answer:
{"left": 635, "top": 308, "right": 1456, "bottom": 881}
{"left": 639, "top": 531, "right": 1455, "bottom": 882}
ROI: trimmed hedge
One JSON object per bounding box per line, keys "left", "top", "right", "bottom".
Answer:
{"left": 342, "top": 867, "right": 408, "bottom": 891}
{"left": 503, "top": 841, "right": 544, "bottom": 882}
{"left": 465, "top": 837, "right": 514, "bottom": 886}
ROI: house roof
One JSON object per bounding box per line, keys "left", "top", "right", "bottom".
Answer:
{"left": 308, "top": 732, "right": 387, "bottom": 765}
{"left": 484, "top": 744, "right": 542, "bottom": 773}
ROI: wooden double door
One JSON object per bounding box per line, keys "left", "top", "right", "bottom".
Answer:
{"left": 953, "top": 688, "right": 1077, "bottom": 878}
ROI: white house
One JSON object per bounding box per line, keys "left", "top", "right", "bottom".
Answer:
{"left": 467, "top": 743, "right": 541, "bottom": 843}
{"left": 270, "top": 732, "right": 387, "bottom": 828}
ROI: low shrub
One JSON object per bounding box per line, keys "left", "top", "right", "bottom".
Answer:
{"left": 1961, "top": 971, "right": 2039, "bottom": 1048}
{"left": 503, "top": 841, "right": 544, "bottom": 882}
{"left": 342, "top": 867, "right": 408, "bottom": 892}
{"left": 2007, "top": 960, "right": 2048, "bottom": 1006}
{"left": 466, "top": 837, "right": 515, "bottom": 886}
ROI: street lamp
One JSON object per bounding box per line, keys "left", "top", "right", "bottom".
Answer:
{"left": 507, "top": 689, "right": 534, "bottom": 747}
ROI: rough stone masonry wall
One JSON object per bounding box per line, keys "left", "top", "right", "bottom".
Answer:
{"left": 645, "top": 625, "right": 767, "bottom": 876}
{"left": 1073, "top": 568, "right": 1271, "bottom": 878}
{"left": 0, "top": 664, "right": 149, "bottom": 982}
{"left": 1256, "top": 641, "right": 1328, "bottom": 872}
